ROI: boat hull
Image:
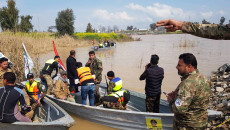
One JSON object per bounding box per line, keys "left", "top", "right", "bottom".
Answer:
{"left": 47, "top": 83, "right": 222, "bottom": 130}
{"left": 0, "top": 97, "right": 75, "bottom": 130}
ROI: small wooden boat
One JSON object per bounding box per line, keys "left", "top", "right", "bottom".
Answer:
{"left": 0, "top": 97, "right": 75, "bottom": 130}
{"left": 47, "top": 83, "right": 222, "bottom": 130}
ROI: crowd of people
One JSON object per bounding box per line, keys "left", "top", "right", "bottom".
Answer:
{"left": 0, "top": 18, "right": 229, "bottom": 129}
{"left": 98, "top": 40, "right": 116, "bottom": 48}
{"left": 0, "top": 50, "right": 129, "bottom": 123}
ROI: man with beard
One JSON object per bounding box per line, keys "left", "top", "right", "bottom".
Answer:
{"left": 166, "top": 53, "right": 211, "bottom": 129}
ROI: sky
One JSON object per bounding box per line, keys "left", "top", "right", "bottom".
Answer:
{"left": 0, "top": 0, "right": 230, "bottom": 32}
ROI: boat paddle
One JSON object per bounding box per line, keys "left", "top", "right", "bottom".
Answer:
{"left": 104, "top": 75, "right": 108, "bottom": 96}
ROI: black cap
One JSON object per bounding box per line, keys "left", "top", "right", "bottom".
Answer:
{"left": 27, "top": 73, "right": 34, "bottom": 79}
{"left": 107, "top": 71, "right": 115, "bottom": 77}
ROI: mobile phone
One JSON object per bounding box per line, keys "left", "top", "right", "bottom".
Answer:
{"left": 147, "top": 63, "right": 151, "bottom": 68}
{"left": 163, "top": 92, "right": 167, "bottom": 95}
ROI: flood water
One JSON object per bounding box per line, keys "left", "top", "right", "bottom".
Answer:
{"left": 39, "top": 34, "right": 230, "bottom": 129}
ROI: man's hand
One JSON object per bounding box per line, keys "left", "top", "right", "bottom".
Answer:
{"left": 145, "top": 63, "right": 150, "bottom": 70}
{"left": 68, "top": 95, "right": 73, "bottom": 98}
{"left": 87, "top": 59, "right": 92, "bottom": 64}
{"left": 156, "top": 19, "right": 183, "bottom": 32}
{"left": 62, "top": 96, "right": 67, "bottom": 100}
{"left": 37, "top": 99, "right": 41, "bottom": 107}
{"left": 166, "top": 91, "right": 175, "bottom": 103}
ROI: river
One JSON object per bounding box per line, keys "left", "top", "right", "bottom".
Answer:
{"left": 40, "top": 34, "right": 230, "bottom": 129}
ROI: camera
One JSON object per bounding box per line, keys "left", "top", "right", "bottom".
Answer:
{"left": 25, "top": 107, "right": 31, "bottom": 112}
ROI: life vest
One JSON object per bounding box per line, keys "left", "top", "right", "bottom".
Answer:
{"left": 26, "top": 80, "right": 41, "bottom": 101}
{"left": 44, "top": 59, "right": 56, "bottom": 70}
{"left": 108, "top": 90, "right": 128, "bottom": 104}
{"left": 42, "top": 59, "right": 58, "bottom": 75}
{"left": 111, "top": 77, "right": 122, "bottom": 92}
{"left": 77, "top": 67, "right": 94, "bottom": 84}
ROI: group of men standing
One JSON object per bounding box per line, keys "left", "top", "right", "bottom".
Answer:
{"left": 64, "top": 50, "right": 129, "bottom": 108}
{"left": 65, "top": 50, "right": 103, "bottom": 106}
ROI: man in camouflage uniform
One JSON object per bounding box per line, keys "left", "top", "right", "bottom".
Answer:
{"left": 85, "top": 51, "right": 103, "bottom": 106}
{"left": 0, "top": 57, "right": 12, "bottom": 87}
{"left": 101, "top": 71, "right": 130, "bottom": 110}
{"left": 156, "top": 19, "right": 230, "bottom": 40}
{"left": 167, "top": 53, "right": 211, "bottom": 129}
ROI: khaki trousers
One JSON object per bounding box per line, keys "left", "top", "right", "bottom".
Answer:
{"left": 43, "top": 74, "right": 53, "bottom": 95}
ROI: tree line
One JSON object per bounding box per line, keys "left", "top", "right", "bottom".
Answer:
{"left": 0, "top": 0, "right": 229, "bottom": 35}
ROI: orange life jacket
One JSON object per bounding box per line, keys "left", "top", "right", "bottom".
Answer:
{"left": 26, "top": 80, "right": 40, "bottom": 101}
{"left": 77, "top": 67, "right": 94, "bottom": 84}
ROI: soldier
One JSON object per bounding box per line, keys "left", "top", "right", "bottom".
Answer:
{"left": 156, "top": 19, "right": 230, "bottom": 40}
{"left": 0, "top": 57, "right": 12, "bottom": 87}
{"left": 25, "top": 73, "right": 46, "bottom": 119}
{"left": 166, "top": 53, "right": 211, "bottom": 129}
{"left": 101, "top": 71, "right": 130, "bottom": 110}
{"left": 85, "top": 51, "right": 103, "bottom": 106}
{"left": 54, "top": 70, "right": 75, "bottom": 103}
{"left": 41, "top": 56, "right": 60, "bottom": 94}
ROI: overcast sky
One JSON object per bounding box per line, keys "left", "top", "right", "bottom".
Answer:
{"left": 0, "top": 0, "right": 229, "bottom": 32}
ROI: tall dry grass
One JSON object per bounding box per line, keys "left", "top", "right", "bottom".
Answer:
{"left": 0, "top": 32, "right": 91, "bottom": 82}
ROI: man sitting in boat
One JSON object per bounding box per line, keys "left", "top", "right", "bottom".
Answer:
{"left": 0, "top": 72, "right": 32, "bottom": 123}
{"left": 99, "top": 42, "right": 104, "bottom": 48}
{"left": 0, "top": 57, "right": 12, "bottom": 87}
{"left": 25, "top": 73, "right": 46, "bottom": 119}
{"left": 76, "top": 62, "right": 95, "bottom": 106}
{"left": 54, "top": 70, "right": 75, "bottom": 102}
{"left": 100, "top": 71, "right": 130, "bottom": 110}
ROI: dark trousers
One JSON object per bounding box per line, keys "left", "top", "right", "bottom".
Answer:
{"left": 146, "top": 94, "right": 161, "bottom": 113}
{"left": 94, "top": 84, "right": 101, "bottom": 106}
{"left": 69, "top": 78, "right": 78, "bottom": 92}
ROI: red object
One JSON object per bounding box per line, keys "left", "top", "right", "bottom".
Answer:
{"left": 53, "top": 41, "right": 66, "bottom": 71}
{"left": 92, "top": 37, "right": 94, "bottom": 46}
{"left": 71, "top": 90, "right": 75, "bottom": 93}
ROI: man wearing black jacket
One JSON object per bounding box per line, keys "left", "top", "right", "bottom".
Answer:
{"left": 66, "top": 50, "right": 78, "bottom": 93}
{"left": 0, "top": 72, "right": 31, "bottom": 123}
{"left": 139, "top": 54, "right": 164, "bottom": 113}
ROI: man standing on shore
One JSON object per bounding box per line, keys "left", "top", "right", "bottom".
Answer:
{"left": 139, "top": 54, "right": 164, "bottom": 113}
{"left": 156, "top": 19, "right": 230, "bottom": 40}
{"left": 0, "top": 57, "right": 12, "bottom": 87}
{"left": 85, "top": 51, "right": 103, "bottom": 106}
{"left": 66, "top": 50, "right": 78, "bottom": 93}
{"left": 166, "top": 53, "right": 211, "bottom": 129}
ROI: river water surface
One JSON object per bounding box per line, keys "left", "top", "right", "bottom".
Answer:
{"left": 40, "top": 34, "right": 230, "bottom": 129}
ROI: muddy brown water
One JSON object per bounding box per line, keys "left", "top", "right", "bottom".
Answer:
{"left": 39, "top": 34, "right": 230, "bottom": 129}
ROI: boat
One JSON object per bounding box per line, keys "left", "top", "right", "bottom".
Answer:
{"left": 0, "top": 96, "right": 75, "bottom": 130}
{"left": 47, "top": 83, "right": 222, "bottom": 130}
{"left": 92, "top": 43, "right": 116, "bottom": 51}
